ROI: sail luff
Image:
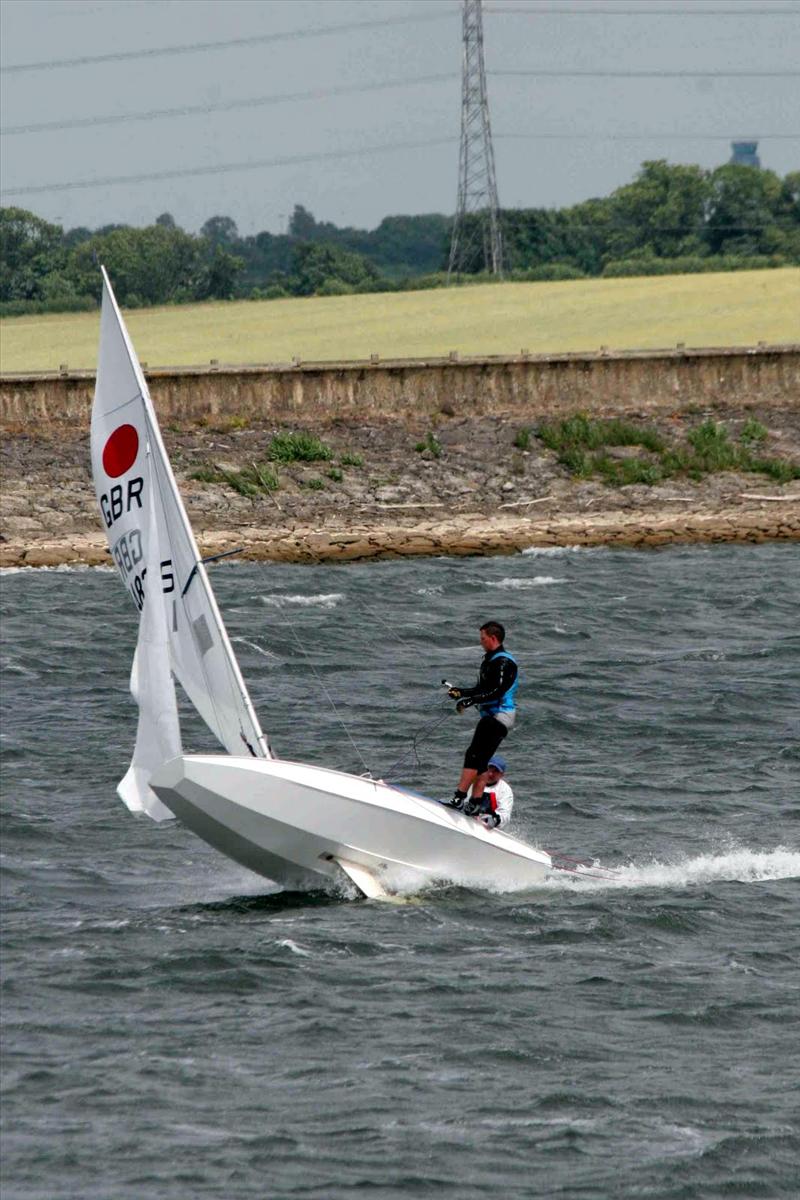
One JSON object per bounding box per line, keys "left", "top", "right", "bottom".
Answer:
{"left": 92, "top": 268, "right": 270, "bottom": 760}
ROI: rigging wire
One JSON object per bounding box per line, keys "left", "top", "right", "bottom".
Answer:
{"left": 381, "top": 706, "right": 455, "bottom": 782}
{"left": 257, "top": 590, "right": 375, "bottom": 778}
{"left": 244, "top": 484, "right": 462, "bottom": 779}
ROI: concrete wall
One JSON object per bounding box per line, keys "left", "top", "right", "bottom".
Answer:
{"left": 2, "top": 345, "right": 798, "bottom": 430}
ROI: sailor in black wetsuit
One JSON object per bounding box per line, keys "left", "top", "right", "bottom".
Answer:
{"left": 445, "top": 620, "right": 519, "bottom": 815}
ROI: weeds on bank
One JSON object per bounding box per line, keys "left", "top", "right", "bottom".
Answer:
{"left": 415, "top": 431, "right": 442, "bottom": 458}
{"left": 190, "top": 461, "right": 279, "bottom": 496}
{"left": 538, "top": 414, "right": 799, "bottom": 486}
{"left": 267, "top": 431, "right": 333, "bottom": 463}
{"left": 513, "top": 426, "right": 532, "bottom": 450}
{"left": 190, "top": 435, "right": 366, "bottom": 496}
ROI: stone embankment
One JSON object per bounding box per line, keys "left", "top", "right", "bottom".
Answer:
{"left": 2, "top": 344, "right": 799, "bottom": 428}
{"left": 3, "top": 505, "right": 798, "bottom": 570}
{"left": 1, "top": 346, "right": 798, "bottom": 568}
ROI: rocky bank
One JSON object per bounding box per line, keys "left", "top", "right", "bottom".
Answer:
{"left": 1, "top": 406, "right": 798, "bottom": 568}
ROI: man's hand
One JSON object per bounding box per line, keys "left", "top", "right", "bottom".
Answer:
{"left": 479, "top": 812, "right": 501, "bottom": 829}
{"left": 447, "top": 687, "right": 462, "bottom": 700}
{"left": 455, "top": 699, "right": 471, "bottom": 714}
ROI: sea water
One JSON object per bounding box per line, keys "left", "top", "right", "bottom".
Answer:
{"left": 1, "top": 544, "right": 798, "bottom": 1199}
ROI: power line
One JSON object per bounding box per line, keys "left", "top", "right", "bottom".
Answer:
{"left": 0, "top": 9, "right": 459, "bottom": 75}
{"left": 4, "top": 126, "right": 798, "bottom": 200}
{"left": 495, "top": 131, "right": 800, "bottom": 140}
{"left": 485, "top": 4, "right": 800, "bottom": 14}
{"left": 0, "top": 138, "right": 457, "bottom": 199}
{"left": 1, "top": 73, "right": 459, "bottom": 137}
{"left": 492, "top": 67, "right": 799, "bottom": 77}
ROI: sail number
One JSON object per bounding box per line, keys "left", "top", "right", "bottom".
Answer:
{"left": 128, "top": 560, "right": 176, "bottom": 612}
{"left": 112, "top": 528, "right": 143, "bottom": 577}
{"left": 111, "top": 529, "right": 175, "bottom": 611}
{"left": 100, "top": 477, "right": 144, "bottom": 528}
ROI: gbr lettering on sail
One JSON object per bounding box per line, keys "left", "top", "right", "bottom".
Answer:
{"left": 95, "top": 419, "right": 173, "bottom": 611}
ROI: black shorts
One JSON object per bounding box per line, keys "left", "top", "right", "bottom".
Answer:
{"left": 463, "top": 715, "right": 508, "bottom": 774}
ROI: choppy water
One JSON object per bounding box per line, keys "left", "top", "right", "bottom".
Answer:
{"left": 2, "top": 544, "right": 799, "bottom": 1199}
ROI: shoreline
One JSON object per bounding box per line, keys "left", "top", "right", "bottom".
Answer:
{"left": 2, "top": 503, "right": 797, "bottom": 569}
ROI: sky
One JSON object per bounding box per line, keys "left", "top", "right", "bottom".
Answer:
{"left": 1, "top": 0, "right": 798, "bottom": 237}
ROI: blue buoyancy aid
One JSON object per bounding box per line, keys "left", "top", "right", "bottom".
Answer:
{"left": 479, "top": 649, "right": 519, "bottom": 717}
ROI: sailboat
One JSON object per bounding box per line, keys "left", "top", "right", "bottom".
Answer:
{"left": 91, "top": 269, "right": 552, "bottom": 899}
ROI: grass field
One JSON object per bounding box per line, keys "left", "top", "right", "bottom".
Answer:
{"left": 1, "top": 268, "right": 797, "bottom": 374}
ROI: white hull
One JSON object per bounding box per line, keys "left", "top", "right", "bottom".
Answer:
{"left": 150, "top": 755, "right": 552, "bottom": 896}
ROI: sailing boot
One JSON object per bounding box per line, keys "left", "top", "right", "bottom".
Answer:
{"left": 446, "top": 789, "right": 468, "bottom": 810}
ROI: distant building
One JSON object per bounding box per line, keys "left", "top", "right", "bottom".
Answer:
{"left": 730, "top": 141, "right": 760, "bottom": 168}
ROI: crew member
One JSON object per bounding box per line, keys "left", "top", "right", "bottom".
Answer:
{"left": 470, "top": 755, "right": 514, "bottom": 829}
{"left": 445, "top": 620, "right": 518, "bottom": 813}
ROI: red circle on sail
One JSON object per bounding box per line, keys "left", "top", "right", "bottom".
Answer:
{"left": 102, "top": 424, "right": 139, "bottom": 477}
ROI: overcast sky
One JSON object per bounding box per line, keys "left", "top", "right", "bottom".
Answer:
{"left": 1, "top": 0, "right": 798, "bottom": 236}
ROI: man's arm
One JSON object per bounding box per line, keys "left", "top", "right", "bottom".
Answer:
{"left": 453, "top": 656, "right": 517, "bottom": 708}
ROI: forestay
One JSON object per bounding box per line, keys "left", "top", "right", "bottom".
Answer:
{"left": 90, "top": 268, "right": 269, "bottom": 762}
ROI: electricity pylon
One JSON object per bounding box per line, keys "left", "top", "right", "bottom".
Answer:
{"left": 448, "top": 0, "right": 503, "bottom": 279}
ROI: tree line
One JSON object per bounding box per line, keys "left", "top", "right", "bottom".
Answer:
{"left": 1, "top": 160, "right": 797, "bottom": 315}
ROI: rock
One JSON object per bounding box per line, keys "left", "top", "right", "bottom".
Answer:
{"left": 374, "top": 486, "right": 406, "bottom": 503}
{"left": 502, "top": 481, "right": 515, "bottom": 492}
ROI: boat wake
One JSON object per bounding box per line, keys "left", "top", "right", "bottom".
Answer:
{"left": 542, "top": 846, "right": 800, "bottom": 892}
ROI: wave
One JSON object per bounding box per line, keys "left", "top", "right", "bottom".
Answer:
{"left": 259, "top": 592, "right": 343, "bottom": 609}
{"left": 485, "top": 576, "right": 566, "bottom": 589}
{"left": 522, "top": 546, "right": 592, "bottom": 557}
{"left": 232, "top": 636, "right": 279, "bottom": 660}
{"left": 544, "top": 846, "right": 800, "bottom": 892}
{"left": 0, "top": 564, "right": 115, "bottom": 576}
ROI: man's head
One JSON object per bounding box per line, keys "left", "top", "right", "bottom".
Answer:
{"left": 486, "top": 754, "right": 507, "bottom": 783}
{"left": 479, "top": 620, "right": 505, "bottom": 652}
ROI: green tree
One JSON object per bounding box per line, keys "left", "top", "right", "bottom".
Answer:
{"left": 200, "top": 215, "right": 239, "bottom": 246}
{"left": 0, "top": 207, "right": 65, "bottom": 300}
{"left": 605, "top": 160, "right": 710, "bottom": 259}
{"left": 771, "top": 171, "right": 800, "bottom": 260}
{"left": 705, "top": 165, "right": 783, "bottom": 255}
{"left": 288, "top": 205, "right": 319, "bottom": 240}
{"left": 290, "top": 241, "right": 379, "bottom": 296}
{"left": 66, "top": 223, "right": 203, "bottom": 304}
{"left": 195, "top": 243, "right": 244, "bottom": 299}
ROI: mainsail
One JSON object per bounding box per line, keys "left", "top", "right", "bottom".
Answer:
{"left": 90, "top": 268, "right": 270, "bottom": 772}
